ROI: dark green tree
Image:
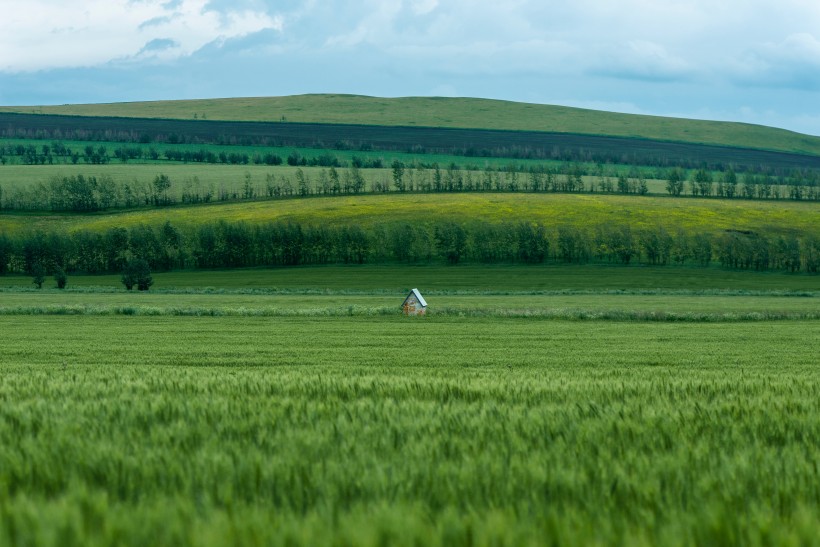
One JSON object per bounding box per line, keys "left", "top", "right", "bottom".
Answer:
{"left": 329, "top": 167, "right": 341, "bottom": 194}
{"left": 692, "top": 233, "right": 713, "bottom": 266}
{"left": 694, "top": 169, "right": 713, "bottom": 196}
{"left": 122, "top": 259, "right": 153, "bottom": 291}
{"left": 152, "top": 174, "right": 172, "bottom": 205}
{"left": 0, "top": 234, "right": 11, "bottom": 274}
{"left": 349, "top": 166, "right": 365, "bottom": 194}
{"left": 666, "top": 168, "right": 685, "bottom": 196}
{"left": 433, "top": 164, "right": 443, "bottom": 192}
{"left": 434, "top": 223, "right": 467, "bottom": 264}
{"left": 391, "top": 160, "right": 405, "bottom": 192}
{"left": 31, "top": 263, "right": 46, "bottom": 289}
{"left": 295, "top": 168, "right": 310, "bottom": 196}
{"left": 617, "top": 174, "right": 629, "bottom": 194}
{"left": 54, "top": 267, "right": 67, "bottom": 289}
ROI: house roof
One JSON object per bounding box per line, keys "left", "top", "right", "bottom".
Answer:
{"left": 404, "top": 288, "right": 427, "bottom": 307}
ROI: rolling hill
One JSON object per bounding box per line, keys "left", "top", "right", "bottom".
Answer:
{"left": 2, "top": 94, "right": 820, "bottom": 157}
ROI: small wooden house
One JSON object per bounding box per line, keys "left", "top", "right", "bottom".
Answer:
{"left": 402, "top": 288, "right": 427, "bottom": 316}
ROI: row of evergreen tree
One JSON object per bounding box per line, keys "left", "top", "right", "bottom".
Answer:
{"left": 2, "top": 221, "right": 817, "bottom": 276}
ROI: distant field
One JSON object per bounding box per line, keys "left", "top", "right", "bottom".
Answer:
{"left": 1, "top": 289, "right": 818, "bottom": 319}
{"left": 2, "top": 264, "right": 818, "bottom": 293}
{"left": 0, "top": 162, "right": 671, "bottom": 201}
{"left": 3, "top": 94, "right": 820, "bottom": 156}
{"left": 1, "top": 192, "right": 817, "bottom": 237}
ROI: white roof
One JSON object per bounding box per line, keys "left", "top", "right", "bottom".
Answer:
{"left": 407, "top": 288, "right": 427, "bottom": 307}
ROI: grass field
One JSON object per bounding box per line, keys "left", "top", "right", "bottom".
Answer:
{"left": 0, "top": 163, "right": 673, "bottom": 197}
{"left": 2, "top": 264, "right": 819, "bottom": 292}
{"left": 3, "top": 94, "right": 820, "bottom": 155}
{"left": 1, "top": 192, "right": 818, "bottom": 238}
{"left": 2, "top": 266, "right": 819, "bottom": 545}
{"left": 1, "top": 289, "right": 819, "bottom": 319}
{"left": 2, "top": 313, "right": 819, "bottom": 545}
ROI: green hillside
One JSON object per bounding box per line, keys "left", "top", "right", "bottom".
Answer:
{"left": 2, "top": 193, "right": 817, "bottom": 236}
{"left": 3, "top": 94, "right": 820, "bottom": 156}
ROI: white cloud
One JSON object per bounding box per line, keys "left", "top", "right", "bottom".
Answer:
{"left": 324, "top": 1, "right": 403, "bottom": 48}
{"left": 411, "top": 0, "right": 438, "bottom": 16}
{"left": 0, "top": 0, "right": 281, "bottom": 72}
{"left": 590, "top": 40, "right": 694, "bottom": 82}
{"left": 729, "top": 33, "right": 820, "bottom": 89}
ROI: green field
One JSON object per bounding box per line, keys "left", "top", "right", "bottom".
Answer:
{"left": 2, "top": 288, "right": 819, "bottom": 319}
{"left": 3, "top": 94, "right": 820, "bottom": 155}
{"left": 3, "top": 265, "right": 820, "bottom": 545}
{"left": 2, "top": 312, "right": 819, "bottom": 545}
{"left": 3, "top": 264, "right": 818, "bottom": 292}
{"left": 0, "top": 163, "right": 671, "bottom": 197}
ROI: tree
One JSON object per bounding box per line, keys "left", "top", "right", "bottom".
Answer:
{"left": 666, "top": 168, "right": 684, "bottom": 196}
{"left": 0, "top": 234, "right": 11, "bottom": 275}
{"left": 54, "top": 267, "right": 67, "bottom": 289}
{"left": 801, "top": 235, "right": 820, "bottom": 273}
{"left": 317, "top": 169, "right": 330, "bottom": 195}
{"left": 694, "top": 169, "right": 713, "bottom": 197}
{"left": 122, "top": 259, "right": 153, "bottom": 291}
{"left": 391, "top": 160, "right": 406, "bottom": 192}
{"left": 349, "top": 166, "right": 365, "bottom": 194}
{"left": 152, "top": 174, "right": 172, "bottom": 205}
{"left": 31, "top": 263, "right": 46, "bottom": 289}
{"left": 692, "top": 233, "right": 713, "bottom": 266}
{"left": 637, "top": 176, "right": 648, "bottom": 195}
{"left": 434, "top": 223, "right": 467, "bottom": 264}
{"left": 243, "top": 172, "right": 255, "bottom": 199}
{"left": 295, "top": 168, "right": 310, "bottom": 196}
{"left": 617, "top": 174, "right": 629, "bottom": 194}
{"left": 557, "top": 226, "right": 590, "bottom": 263}
{"left": 516, "top": 223, "right": 548, "bottom": 263}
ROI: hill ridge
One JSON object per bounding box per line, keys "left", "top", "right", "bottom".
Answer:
{"left": 2, "top": 94, "right": 819, "bottom": 157}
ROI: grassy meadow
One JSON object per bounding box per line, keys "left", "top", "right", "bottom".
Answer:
{"left": 0, "top": 162, "right": 672, "bottom": 197}
{"left": 1, "top": 192, "right": 818, "bottom": 237}
{"left": 3, "top": 264, "right": 819, "bottom": 292}
{"left": 3, "top": 94, "right": 820, "bottom": 155}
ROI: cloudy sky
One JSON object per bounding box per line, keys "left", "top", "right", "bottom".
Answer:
{"left": 1, "top": 0, "right": 819, "bottom": 135}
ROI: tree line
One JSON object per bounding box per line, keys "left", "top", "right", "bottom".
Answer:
{"left": 2, "top": 220, "right": 817, "bottom": 276}
{"left": 4, "top": 139, "right": 820, "bottom": 180}
{"left": 2, "top": 162, "right": 819, "bottom": 213}
{"left": 5, "top": 114, "right": 820, "bottom": 172}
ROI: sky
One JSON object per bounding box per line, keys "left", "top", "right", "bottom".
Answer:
{"left": 1, "top": 0, "right": 819, "bottom": 135}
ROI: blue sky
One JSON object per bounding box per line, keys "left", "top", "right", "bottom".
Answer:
{"left": 1, "top": 0, "right": 820, "bottom": 135}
